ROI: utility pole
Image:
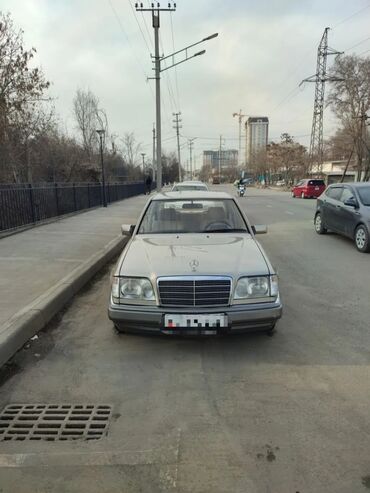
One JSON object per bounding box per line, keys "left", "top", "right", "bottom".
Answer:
{"left": 355, "top": 105, "right": 370, "bottom": 181}
{"left": 135, "top": 2, "right": 218, "bottom": 191}
{"left": 152, "top": 124, "right": 156, "bottom": 182}
{"left": 233, "top": 109, "right": 246, "bottom": 167}
{"left": 301, "top": 27, "right": 342, "bottom": 174}
{"left": 219, "top": 135, "right": 223, "bottom": 183}
{"left": 188, "top": 138, "right": 196, "bottom": 180}
{"left": 153, "top": 10, "right": 162, "bottom": 191}
{"left": 173, "top": 112, "right": 182, "bottom": 182}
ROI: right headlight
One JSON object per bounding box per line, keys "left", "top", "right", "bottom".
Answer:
{"left": 233, "top": 275, "right": 279, "bottom": 303}
{"left": 111, "top": 277, "right": 156, "bottom": 305}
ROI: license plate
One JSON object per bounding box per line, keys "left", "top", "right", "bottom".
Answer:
{"left": 315, "top": 187, "right": 319, "bottom": 190}
{"left": 164, "top": 314, "right": 228, "bottom": 329}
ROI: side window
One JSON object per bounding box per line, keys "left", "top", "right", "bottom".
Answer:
{"left": 340, "top": 188, "right": 355, "bottom": 203}
{"left": 326, "top": 187, "right": 342, "bottom": 200}
{"left": 296, "top": 180, "right": 303, "bottom": 187}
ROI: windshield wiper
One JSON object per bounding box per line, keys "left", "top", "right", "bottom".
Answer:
{"left": 203, "top": 228, "right": 248, "bottom": 233}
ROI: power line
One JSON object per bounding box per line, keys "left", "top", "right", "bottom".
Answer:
{"left": 126, "top": 0, "right": 152, "bottom": 54}
{"left": 263, "top": 5, "right": 370, "bottom": 114}
{"left": 270, "top": 86, "right": 303, "bottom": 113}
{"left": 332, "top": 4, "right": 370, "bottom": 29}
{"left": 107, "top": 0, "right": 154, "bottom": 98}
{"left": 170, "top": 11, "right": 181, "bottom": 111}
{"left": 159, "top": 32, "right": 178, "bottom": 112}
{"left": 344, "top": 36, "right": 370, "bottom": 52}
{"left": 358, "top": 48, "right": 370, "bottom": 56}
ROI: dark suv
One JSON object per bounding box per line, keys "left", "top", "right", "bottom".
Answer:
{"left": 314, "top": 183, "right": 370, "bottom": 253}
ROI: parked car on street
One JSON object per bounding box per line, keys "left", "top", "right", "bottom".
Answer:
{"left": 109, "top": 191, "right": 282, "bottom": 335}
{"left": 276, "top": 180, "right": 286, "bottom": 187}
{"left": 172, "top": 181, "right": 209, "bottom": 192}
{"left": 314, "top": 182, "right": 370, "bottom": 253}
{"left": 292, "top": 179, "right": 326, "bottom": 198}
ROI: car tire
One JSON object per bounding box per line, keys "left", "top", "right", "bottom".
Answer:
{"left": 266, "top": 324, "right": 276, "bottom": 336}
{"left": 314, "top": 213, "right": 327, "bottom": 234}
{"left": 354, "top": 225, "right": 370, "bottom": 253}
{"left": 301, "top": 192, "right": 305, "bottom": 199}
{"left": 114, "top": 324, "right": 126, "bottom": 334}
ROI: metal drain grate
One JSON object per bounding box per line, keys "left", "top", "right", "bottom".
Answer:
{"left": 0, "top": 404, "right": 112, "bottom": 441}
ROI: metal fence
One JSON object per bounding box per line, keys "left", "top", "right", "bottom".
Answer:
{"left": 0, "top": 182, "right": 150, "bottom": 233}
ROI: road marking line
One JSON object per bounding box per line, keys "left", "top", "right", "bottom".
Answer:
{"left": 0, "top": 450, "right": 157, "bottom": 467}
{"left": 285, "top": 211, "right": 294, "bottom": 215}
{"left": 266, "top": 205, "right": 272, "bottom": 208}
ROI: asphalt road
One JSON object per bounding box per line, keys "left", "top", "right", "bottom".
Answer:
{"left": 1, "top": 186, "right": 370, "bottom": 493}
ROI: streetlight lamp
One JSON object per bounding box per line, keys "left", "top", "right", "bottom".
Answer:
{"left": 96, "top": 129, "right": 107, "bottom": 208}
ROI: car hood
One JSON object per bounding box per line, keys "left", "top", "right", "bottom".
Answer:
{"left": 118, "top": 234, "right": 270, "bottom": 279}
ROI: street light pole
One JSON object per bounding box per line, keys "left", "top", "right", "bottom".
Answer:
{"left": 188, "top": 138, "right": 196, "bottom": 179}
{"left": 141, "top": 152, "right": 146, "bottom": 171}
{"left": 135, "top": 1, "right": 218, "bottom": 192}
{"left": 96, "top": 129, "right": 107, "bottom": 208}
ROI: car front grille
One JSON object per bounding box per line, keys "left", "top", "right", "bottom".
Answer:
{"left": 158, "top": 277, "right": 231, "bottom": 307}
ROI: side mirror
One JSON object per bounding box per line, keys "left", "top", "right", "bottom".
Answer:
{"left": 344, "top": 198, "right": 358, "bottom": 208}
{"left": 252, "top": 224, "right": 267, "bottom": 235}
{"left": 121, "top": 224, "right": 135, "bottom": 236}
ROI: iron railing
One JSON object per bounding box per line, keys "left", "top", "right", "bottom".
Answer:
{"left": 0, "top": 182, "right": 152, "bottom": 233}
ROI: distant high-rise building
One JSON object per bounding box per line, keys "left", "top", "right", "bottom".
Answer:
{"left": 203, "top": 150, "right": 238, "bottom": 170}
{"left": 245, "top": 117, "right": 269, "bottom": 166}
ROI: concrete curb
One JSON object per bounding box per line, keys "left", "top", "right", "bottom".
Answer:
{"left": 0, "top": 235, "right": 128, "bottom": 368}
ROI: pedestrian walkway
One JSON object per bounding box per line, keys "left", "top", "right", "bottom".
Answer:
{"left": 0, "top": 193, "right": 150, "bottom": 366}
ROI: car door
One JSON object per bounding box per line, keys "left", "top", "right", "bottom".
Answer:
{"left": 336, "top": 186, "right": 361, "bottom": 238}
{"left": 322, "top": 186, "right": 343, "bottom": 231}
{"left": 294, "top": 180, "right": 304, "bottom": 196}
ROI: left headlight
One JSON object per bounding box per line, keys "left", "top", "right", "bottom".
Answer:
{"left": 111, "top": 277, "right": 156, "bottom": 304}
{"left": 233, "top": 275, "right": 278, "bottom": 302}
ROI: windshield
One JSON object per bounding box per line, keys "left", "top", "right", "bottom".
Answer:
{"left": 172, "top": 184, "right": 208, "bottom": 191}
{"left": 138, "top": 199, "right": 248, "bottom": 234}
{"left": 358, "top": 186, "right": 370, "bottom": 206}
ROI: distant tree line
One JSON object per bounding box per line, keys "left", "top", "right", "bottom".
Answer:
{"left": 0, "top": 12, "right": 181, "bottom": 185}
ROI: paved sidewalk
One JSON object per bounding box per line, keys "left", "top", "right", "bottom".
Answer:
{"left": 0, "top": 194, "right": 149, "bottom": 366}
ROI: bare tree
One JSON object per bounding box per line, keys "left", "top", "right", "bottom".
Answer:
{"left": 327, "top": 55, "right": 370, "bottom": 180}
{"left": 0, "top": 11, "right": 50, "bottom": 182}
{"left": 121, "top": 132, "right": 142, "bottom": 167}
{"left": 73, "top": 88, "right": 99, "bottom": 161}
{"left": 266, "top": 134, "right": 307, "bottom": 184}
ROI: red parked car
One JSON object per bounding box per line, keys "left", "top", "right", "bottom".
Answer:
{"left": 292, "top": 179, "right": 326, "bottom": 199}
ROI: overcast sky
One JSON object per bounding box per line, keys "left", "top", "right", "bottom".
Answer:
{"left": 2, "top": 0, "right": 370, "bottom": 168}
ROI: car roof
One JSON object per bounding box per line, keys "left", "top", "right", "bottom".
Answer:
{"left": 328, "top": 182, "right": 370, "bottom": 188}
{"left": 174, "top": 181, "right": 207, "bottom": 186}
{"left": 152, "top": 191, "right": 233, "bottom": 200}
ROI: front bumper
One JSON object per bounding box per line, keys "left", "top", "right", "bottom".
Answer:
{"left": 108, "top": 298, "right": 283, "bottom": 335}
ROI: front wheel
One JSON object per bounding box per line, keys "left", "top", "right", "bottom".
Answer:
{"left": 114, "top": 324, "right": 127, "bottom": 334}
{"left": 315, "top": 213, "right": 327, "bottom": 234}
{"left": 266, "top": 324, "right": 276, "bottom": 337}
{"left": 355, "top": 225, "right": 370, "bottom": 253}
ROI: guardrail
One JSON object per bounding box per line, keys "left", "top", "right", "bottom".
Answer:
{"left": 0, "top": 182, "right": 152, "bottom": 233}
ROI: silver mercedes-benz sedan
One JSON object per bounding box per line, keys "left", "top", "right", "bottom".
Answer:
{"left": 108, "top": 191, "right": 282, "bottom": 335}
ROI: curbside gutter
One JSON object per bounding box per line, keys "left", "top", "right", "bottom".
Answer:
{"left": 0, "top": 235, "right": 128, "bottom": 368}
